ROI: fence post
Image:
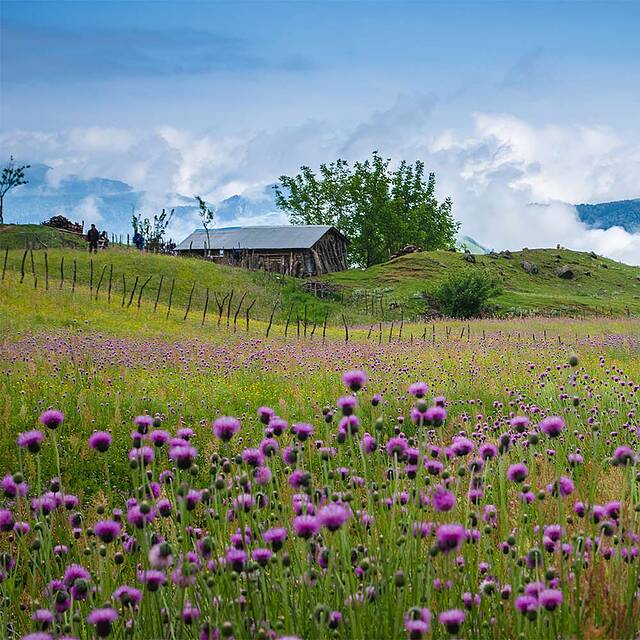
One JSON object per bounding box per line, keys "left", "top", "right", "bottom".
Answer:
{"left": 89, "top": 258, "right": 94, "bottom": 294}
{"left": 284, "top": 303, "right": 293, "bottom": 338}
{"left": 322, "top": 311, "right": 328, "bottom": 344}
{"left": 72, "top": 259, "right": 77, "bottom": 294}
{"left": 59, "top": 256, "right": 64, "bottom": 289}
{"left": 154, "top": 274, "right": 164, "bottom": 313}
{"left": 107, "top": 264, "right": 113, "bottom": 303}
{"left": 233, "top": 292, "right": 247, "bottom": 333}
{"left": 127, "top": 275, "right": 139, "bottom": 308}
{"left": 44, "top": 252, "right": 49, "bottom": 290}
{"left": 166, "top": 277, "right": 175, "bottom": 319}
{"left": 183, "top": 281, "right": 195, "bottom": 320}
{"left": 95, "top": 264, "right": 108, "bottom": 300}
{"left": 226, "top": 289, "right": 234, "bottom": 328}
{"left": 121, "top": 274, "right": 127, "bottom": 306}
{"left": 137, "top": 276, "right": 152, "bottom": 308}
{"left": 19, "top": 249, "right": 27, "bottom": 283}
{"left": 266, "top": 302, "right": 278, "bottom": 338}
{"left": 303, "top": 304, "right": 307, "bottom": 338}
{"left": 341, "top": 313, "right": 349, "bottom": 343}
{"left": 201, "top": 288, "right": 210, "bottom": 325}
{"left": 245, "top": 299, "right": 256, "bottom": 332}
{"left": 2, "top": 247, "right": 8, "bottom": 281}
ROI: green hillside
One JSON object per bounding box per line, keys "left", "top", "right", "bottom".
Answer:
{"left": 1, "top": 226, "right": 639, "bottom": 333}
{"left": 325, "top": 247, "right": 640, "bottom": 317}
{"left": 0, "top": 223, "right": 87, "bottom": 249}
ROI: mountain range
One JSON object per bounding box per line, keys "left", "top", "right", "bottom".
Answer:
{"left": 4, "top": 163, "right": 639, "bottom": 250}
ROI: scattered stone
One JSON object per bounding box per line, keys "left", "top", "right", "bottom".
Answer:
{"left": 488, "top": 250, "right": 499, "bottom": 259}
{"left": 500, "top": 250, "right": 512, "bottom": 259}
{"left": 390, "top": 245, "right": 421, "bottom": 260}
{"left": 556, "top": 266, "right": 575, "bottom": 280}
{"left": 521, "top": 260, "right": 539, "bottom": 275}
{"left": 600, "top": 263, "right": 608, "bottom": 269}
{"left": 589, "top": 251, "right": 598, "bottom": 259}
{"left": 463, "top": 253, "right": 476, "bottom": 264}
{"left": 584, "top": 271, "right": 591, "bottom": 276}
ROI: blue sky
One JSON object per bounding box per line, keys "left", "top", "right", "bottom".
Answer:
{"left": 2, "top": 1, "right": 640, "bottom": 261}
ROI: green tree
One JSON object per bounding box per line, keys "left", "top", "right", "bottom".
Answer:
{"left": 195, "top": 196, "right": 215, "bottom": 256}
{"left": 132, "top": 208, "right": 174, "bottom": 252}
{"left": 432, "top": 269, "right": 502, "bottom": 318}
{"left": 0, "top": 156, "right": 30, "bottom": 225}
{"left": 274, "top": 152, "right": 457, "bottom": 267}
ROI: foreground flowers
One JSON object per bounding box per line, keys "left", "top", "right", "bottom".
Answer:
{"left": 1, "top": 349, "right": 639, "bottom": 640}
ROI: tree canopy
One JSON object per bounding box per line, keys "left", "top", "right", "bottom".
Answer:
{"left": 0, "top": 156, "right": 30, "bottom": 225}
{"left": 274, "top": 152, "right": 458, "bottom": 267}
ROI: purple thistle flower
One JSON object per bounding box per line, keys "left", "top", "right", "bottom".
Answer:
{"left": 2, "top": 474, "right": 27, "bottom": 498}
{"left": 87, "top": 607, "right": 118, "bottom": 637}
{"left": 17, "top": 430, "right": 44, "bottom": 453}
{"left": 128, "top": 446, "right": 154, "bottom": 466}
{"left": 257, "top": 406, "right": 275, "bottom": 424}
{"left": 252, "top": 547, "right": 273, "bottom": 566}
{"left": 112, "top": 584, "right": 142, "bottom": 608}
{"left": 507, "top": 463, "right": 528, "bottom": 483}
{"left": 212, "top": 416, "right": 241, "bottom": 442}
{"left": 39, "top": 409, "right": 64, "bottom": 430}
{"left": 408, "top": 382, "right": 429, "bottom": 398}
{"left": 510, "top": 416, "right": 530, "bottom": 433}
{"left": 540, "top": 416, "right": 565, "bottom": 438}
{"left": 137, "top": 569, "right": 166, "bottom": 591}
{"left": 225, "top": 548, "right": 247, "bottom": 572}
{"left": 94, "top": 520, "right": 122, "bottom": 543}
{"left": 168, "top": 443, "right": 198, "bottom": 470}
{"left": 539, "top": 588, "right": 563, "bottom": 611}
{"left": 613, "top": 445, "right": 636, "bottom": 466}
{"left": 241, "top": 447, "right": 265, "bottom": 467}
{"left": 439, "top": 609, "right": 465, "bottom": 634}
{"left": 133, "top": 415, "right": 153, "bottom": 433}
{"left": 262, "top": 526, "right": 288, "bottom": 550}
{"left": 63, "top": 564, "right": 91, "bottom": 587}
{"left": 317, "top": 503, "right": 351, "bottom": 531}
{"left": 436, "top": 524, "right": 465, "bottom": 554}
{"left": 342, "top": 369, "right": 367, "bottom": 392}
{"left": 337, "top": 395, "right": 357, "bottom": 415}
{"left": 432, "top": 486, "right": 456, "bottom": 513}
{"left": 361, "top": 432, "right": 377, "bottom": 454}
{"left": 32, "top": 609, "right": 54, "bottom": 629}
{"left": 425, "top": 405, "right": 446, "bottom": 427}
{"left": 150, "top": 430, "right": 170, "bottom": 447}
{"left": 292, "top": 422, "right": 314, "bottom": 441}
{"left": 88, "top": 431, "right": 112, "bottom": 453}
{"left": 386, "top": 436, "right": 408, "bottom": 459}
{"left": 0, "top": 509, "right": 14, "bottom": 532}
{"left": 515, "top": 595, "right": 539, "bottom": 615}
{"left": 292, "top": 515, "right": 320, "bottom": 539}
{"left": 182, "top": 604, "right": 200, "bottom": 624}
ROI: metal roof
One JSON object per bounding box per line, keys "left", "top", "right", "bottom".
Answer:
{"left": 176, "top": 225, "right": 345, "bottom": 251}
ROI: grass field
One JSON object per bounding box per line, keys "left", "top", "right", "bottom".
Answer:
{"left": 2, "top": 226, "right": 640, "bottom": 639}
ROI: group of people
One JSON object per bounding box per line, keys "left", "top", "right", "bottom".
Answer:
{"left": 85, "top": 224, "right": 110, "bottom": 254}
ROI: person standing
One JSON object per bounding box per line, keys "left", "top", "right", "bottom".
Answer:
{"left": 87, "top": 223, "right": 99, "bottom": 253}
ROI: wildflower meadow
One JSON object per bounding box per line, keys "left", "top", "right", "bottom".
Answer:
{"left": 1, "top": 320, "right": 639, "bottom": 639}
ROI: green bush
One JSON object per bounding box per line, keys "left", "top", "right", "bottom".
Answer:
{"left": 433, "top": 268, "right": 502, "bottom": 318}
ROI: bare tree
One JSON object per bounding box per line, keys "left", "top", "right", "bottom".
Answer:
{"left": 195, "top": 196, "right": 215, "bottom": 257}
{"left": 0, "top": 156, "right": 30, "bottom": 225}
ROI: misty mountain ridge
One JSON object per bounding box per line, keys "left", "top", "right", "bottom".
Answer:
{"left": 4, "top": 165, "right": 639, "bottom": 247}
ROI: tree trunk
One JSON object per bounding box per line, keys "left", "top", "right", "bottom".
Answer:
{"left": 0, "top": 194, "right": 4, "bottom": 225}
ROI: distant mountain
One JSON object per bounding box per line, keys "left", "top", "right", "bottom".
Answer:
{"left": 576, "top": 198, "right": 640, "bottom": 233}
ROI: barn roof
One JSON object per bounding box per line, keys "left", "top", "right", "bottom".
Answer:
{"left": 176, "top": 225, "right": 346, "bottom": 251}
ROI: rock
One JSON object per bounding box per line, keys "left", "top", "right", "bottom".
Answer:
{"left": 488, "top": 250, "right": 499, "bottom": 259}
{"left": 600, "top": 263, "right": 608, "bottom": 269}
{"left": 556, "top": 266, "right": 575, "bottom": 280}
{"left": 463, "top": 253, "right": 476, "bottom": 264}
{"left": 521, "top": 260, "right": 539, "bottom": 275}
{"left": 390, "top": 245, "right": 421, "bottom": 260}
{"left": 589, "top": 251, "right": 598, "bottom": 259}
{"left": 584, "top": 271, "right": 591, "bottom": 276}
{"left": 500, "top": 250, "right": 513, "bottom": 259}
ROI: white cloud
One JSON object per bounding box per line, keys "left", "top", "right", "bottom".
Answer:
{"left": 2, "top": 103, "right": 640, "bottom": 264}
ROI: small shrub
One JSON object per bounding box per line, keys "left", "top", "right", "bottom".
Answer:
{"left": 433, "top": 268, "right": 502, "bottom": 318}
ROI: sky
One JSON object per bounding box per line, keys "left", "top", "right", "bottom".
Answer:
{"left": 1, "top": 0, "right": 640, "bottom": 262}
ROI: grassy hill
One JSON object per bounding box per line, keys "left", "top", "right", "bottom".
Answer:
{"left": 0, "top": 223, "right": 87, "bottom": 249}
{"left": 325, "top": 247, "right": 640, "bottom": 317}
{"left": 1, "top": 226, "right": 639, "bottom": 333}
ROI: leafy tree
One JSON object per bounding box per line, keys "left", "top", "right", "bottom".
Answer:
{"left": 432, "top": 269, "right": 502, "bottom": 318}
{"left": 0, "top": 156, "right": 30, "bottom": 225}
{"left": 195, "top": 196, "right": 215, "bottom": 256}
{"left": 274, "top": 152, "right": 458, "bottom": 267}
{"left": 132, "top": 208, "right": 174, "bottom": 252}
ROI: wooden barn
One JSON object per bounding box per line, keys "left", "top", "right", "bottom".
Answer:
{"left": 175, "top": 225, "right": 348, "bottom": 277}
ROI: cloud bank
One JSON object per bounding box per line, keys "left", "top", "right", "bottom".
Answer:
{"left": 2, "top": 100, "right": 640, "bottom": 264}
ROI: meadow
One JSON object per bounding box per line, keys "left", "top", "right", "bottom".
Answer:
{"left": 1, "top": 306, "right": 640, "bottom": 639}
{"left": 1, "top": 239, "right": 640, "bottom": 639}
